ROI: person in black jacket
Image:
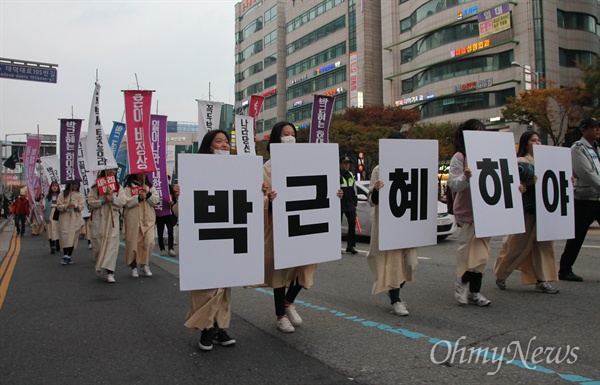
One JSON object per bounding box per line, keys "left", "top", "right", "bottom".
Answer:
{"left": 340, "top": 155, "right": 358, "bottom": 254}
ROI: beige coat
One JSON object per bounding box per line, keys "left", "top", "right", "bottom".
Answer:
{"left": 494, "top": 155, "right": 558, "bottom": 284}
{"left": 124, "top": 184, "right": 159, "bottom": 266}
{"left": 263, "top": 160, "right": 316, "bottom": 289}
{"left": 57, "top": 191, "right": 85, "bottom": 248}
{"left": 185, "top": 288, "right": 231, "bottom": 330}
{"left": 46, "top": 195, "right": 60, "bottom": 241}
{"left": 88, "top": 185, "right": 127, "bottom": 272}
{"left": 366, "top": 166, "right": 418, "bottom": 295}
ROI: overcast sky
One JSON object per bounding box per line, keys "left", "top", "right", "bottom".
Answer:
{"left": 0, "top": 0, "right": 237, "bottom": 142}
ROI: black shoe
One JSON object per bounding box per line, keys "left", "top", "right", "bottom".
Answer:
{"left": 346, "top": 246, "right": 358, "bottom": 254}
{"left": 199, "top": 329, "right": 213, "bottom": 351}
{"left": 212, "top": 328, "right": 236, "bottom": 346}
{"left": 559, "top": 272, "right": 583, "bottom": 282}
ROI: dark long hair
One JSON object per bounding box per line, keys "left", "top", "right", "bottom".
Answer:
{"left": 46, "top": 181, "right": 61, "bottom": 201}
{"left": 454, "top": 119, "right": 485, "bottom": 156}
{"left": 266, "top": 121, "right": 296, "bottom": 154}
{"left": 63, "top": 182, "right": 80, "bottom": 199}
{"left": 517, "top": 131, "right": 540, "bottom": 157}
{"left": 198, "top": 130, "right": 230, "bottom": 155}
{"left": 123, "top": 173, "right": 152, "bottom": 188}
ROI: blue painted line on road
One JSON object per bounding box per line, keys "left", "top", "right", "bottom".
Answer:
{"left": 119, "top": 242, "right": 179, "bottom": 264}
{"left": 156, "top": 262, "right": 598, "bottom": 383}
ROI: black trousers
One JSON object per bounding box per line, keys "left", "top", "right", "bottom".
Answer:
{"left": 341, "top": 209, "right": 357, "bottom": 247}
{"left": 14, "top": 214, "right": 26, "bottom": 234}
{"left": 560, "top": 199, "right": 600, "bottom": 274}
{"left": 156, "top": 215, "right": 174, "bottom": 251}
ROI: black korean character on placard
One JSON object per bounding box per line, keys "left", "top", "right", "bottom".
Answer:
{"left": 476, "top": 158, "right": 514, "bottom": 208}
{"left": 388, "top": 168, "right": 428, "bottom": 221}
{"left": 286, "top": 175, "right": 329, "bottom": 237}
{"left": 542, "top": 170, "right": 569, "bottom": 216}
{"left": 194, "top": 190, "right": 253, "bottom": 253}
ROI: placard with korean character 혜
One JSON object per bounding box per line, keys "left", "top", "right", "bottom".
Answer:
{"left": 463, "top": 131, "right": 525, "bottom": 238}
{"left": 378, "top": 139, "right": 439, "bottom": 250}
{"left": 178, "top": 154, "right": 264, "bottom": 291}
{"left": 270, "top": 143, "right": 342, "bottom": 269}
{"left": 533, "top": 145, "right": 574, "bottom": 242}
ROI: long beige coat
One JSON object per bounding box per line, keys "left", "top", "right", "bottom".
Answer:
{"left": 57, "top": 191, "right": 85, "bottom": 248}
{"left": 46, "top": 195, "right": 60, "bottom": 241}
{"left": 124, "top": 184, "right": 159, "bottom": 266}
{"left": 185, "top": 288, "right": 231, "bottom": 330}
{"left": 88, "top": 185, "right": 127, "bottom": 272}
{"left": 494, "top": 155, "right": 558, "bottom": 284}
{"left": 366, "top": 166, "right": 418, "bottom": 295}
{"left": 263, "top": 160, "right": 316, "bottom": 289}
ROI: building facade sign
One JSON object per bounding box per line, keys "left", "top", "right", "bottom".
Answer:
{"left": 453, "top": 78, "right": 494, "bottom": 93}
{"left": 450, "top": 39, "right": 490, "bottom": 57}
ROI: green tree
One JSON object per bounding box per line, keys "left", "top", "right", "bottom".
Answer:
{"left": 579, "top": 56, "right": 600, "bottom": 117}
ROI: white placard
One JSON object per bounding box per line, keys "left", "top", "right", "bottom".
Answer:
{"left": 271, "top": 143, "right": 342, "bottom": 269}
{"left": 178, "top": 154, "right": 264, "bottom": 291}
{"left": 379, "top": 139, "right": 439, "bottom": 250}
{"left": 235, "top": 115, "right": 256, "bottom": 156}
{"left": 533, "top": 145, "right": 575, "bottom": 241}
{"left": 463, "top": 131, "right": 525, "bottom": 237}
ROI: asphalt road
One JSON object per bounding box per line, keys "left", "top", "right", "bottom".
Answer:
{"left": 1, "top": 220, "right": 599, "bottom": 385}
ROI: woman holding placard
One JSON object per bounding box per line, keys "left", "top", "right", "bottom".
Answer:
{"left": 494, "top": 131, "right": 559, "bottom": 294}
{"left": 123, "top": 172, "right": 159, "bottom": 278}
{"left": 88, "top": 169, "right": 127, "bottom": 283}
{"left": 184, "top": 129, "right": 236, "bottom": 351}
{"left": 57, "top": 182, "right": 85, "bottom": 265}
{"left": 44, "top": 182, "right": 61, "bottom": 254}
{"left": 447, "top": 119, "right": 492, "bottom": 307}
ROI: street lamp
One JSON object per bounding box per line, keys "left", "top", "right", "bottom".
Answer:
{"left": 511, "top": 61, "right": 540, "bottom": 90}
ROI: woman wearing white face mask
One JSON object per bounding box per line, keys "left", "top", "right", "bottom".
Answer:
{"left": 262, "top": 121, "right": 315, "bottom": 333}
{"left": 185, "top": 129, "right": 237, "bottom": 351}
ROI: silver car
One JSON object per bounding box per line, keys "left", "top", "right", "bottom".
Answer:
{"left": 341, "top": 181, "right": 456, "bottom": 241}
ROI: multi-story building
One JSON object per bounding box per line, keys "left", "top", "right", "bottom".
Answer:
{"left": 235, "top": 0, "right": 599, "bottom": 140}
{"left": 234, "top": 0, "right": 383, "bottom": 140}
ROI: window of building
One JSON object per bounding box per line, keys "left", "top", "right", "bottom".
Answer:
{"left": 286, "top": 42, "right": 346, "bottom": 78}
{"left": 236, "top": 0, "right": 263, "bottom": 23}
{"left": 286, "top": 93, "right": 347, "bottom": 122}
{"left": 264, "top": 30, "right": 277, "bottom": 47}
{"left": 286, "top": 16, "right": 346, "bottom": 56}
{"left": 418, "top": 88, "right": 515, "bottom": 119}
{"left": 401, "top": 0, "right": 476, "bottom": 33}
{"left": 286, "top": 0, "right": 345, "bottom": 33}
{"left": 237, "top": 17, "right": 263, "bottom": 45}
{"left": 235, "top": 81, "right": 264, "bottom": 101}
{"left": 236, "top": 40, "right": 263, "bottom": 64}
{"left": 235, "top": 61, "right": 264, "bottom": 84}
{"left": 348, "top": 0, "right": 356, "bottom": 53}
{"left": 559, "top": 48, "right": 597, "bottom": 67}
{"left": 557, "top": 10, "right": 597, "bottom": 33}
{"left": 401, "top": 50, "right": 514, "bottom": 94}
{"left": 263, "top": 95, "right": 277, "bottom": 110}
{"left": 264, "top": 5, "right": 277, "bottom": 24}
{"left": 401, "top": 21, "right": 479, "bottom": 63}
{"left": 264, "top": 53, "right": 277, "bottom": 68}
{"left": 286, "top": 68, "right": 346, "bottom": 100}
{"left": 263, "top": 118, "right": 277, "bottom": 132}
{"left": 264, "top": 74, "right": 277, "bottom": 88}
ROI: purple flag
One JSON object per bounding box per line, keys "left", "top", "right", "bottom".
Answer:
{"left": 309, "top": 95, "right": 334, "bottom": 143}
{"left": 148, "top": 114, "right": 171, "bottom": 217}
{"left": 60, "top": 118, "right": 82, "bottom": 184}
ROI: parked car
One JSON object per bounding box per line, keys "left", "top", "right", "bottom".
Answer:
{"left": 341, "top": 181, "right": 456, "bottom": 241}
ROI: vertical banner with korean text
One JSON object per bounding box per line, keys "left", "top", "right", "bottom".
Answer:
{"left": 271, "top": 143, "right": 341, "bottom": 269}
{"left": 78, "top": 134, "right": 96, "bottom": 217}
{"left": 235, "top": 115, "right": 256, "bottom": 156}
{"left": 24, "top": 135, "right": 43, "bottom": 222}
{"left": 41, "top": 155, "right": 60, "bottom": 185}
{"left": 148, "top": 114, "right": 171, "bottom": 217}
{"left": 197, "top": 100, "right": 223, "bottom": 145}
{"left": 463, "top": 131, "right": 525, "bottom": 238}
{"left": 86, "top": 83, "right": 118, "bottom": 171}
{"left": 248, "top": 95, "right": 264, "bottom": 122}
{"left": 178, "top": 153, "right": 264, "bottom": 290}
{"left": 115, "top": 141, "right": 128, "bottom": 185}
{"left": 108, "top": 121, "right": 127, "bottom": 159}
{"left": 124, "top": 90, "right": 157, "bottom": 174}
{"left": 378, "top": 139, "right": 438, "bottom": 249}
{"left": 533, "top": 146, "right": 575, "bottom": 241}
{"left": 309, "top": 94, "right": 334, "bottom": 144}
{"left": 59, "top": 118, "right": 82, "bottom": 184}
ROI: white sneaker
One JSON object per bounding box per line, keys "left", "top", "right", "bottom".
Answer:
{"left": 455, "top": 279, "right": 469, "bottom": 305}
{"left": 141, "top": 265, "right": 153, "bottom": 277}
{"left": 468, "top": 292, "right": 491, "bottom": 307}
{"left": 160, "top": 249, "right": 167, "bottom": 256}
{"left": 131, "top": 268, "right": 139, "bottom": 278}
{"left": 276, "top": 317, "right": 295, "bottom": 333}
{"left": 391, "top": 301, "right": 409, "bottom": 316}
{"left": 285, "top": 305, "right": 303, "bottom": 326}
{"left": 88, "top": 243, "right": 92, "bottom": 249}
{"left": 106, "top": 274, "right": 115, "bottom": 283}
{"left": 168, "top": 249, "right": 177, "bottom": 257}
